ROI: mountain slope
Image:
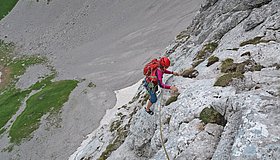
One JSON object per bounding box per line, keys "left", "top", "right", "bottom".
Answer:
{"left": 0, "top": 0, "right": 204, "bottom": 159}
{"left": 71, "top": 0, "right": 280, "bottom": 159}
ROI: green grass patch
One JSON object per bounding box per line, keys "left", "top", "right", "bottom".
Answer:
{"left": 0, "top": 128, "right": 6, "bottom": 135}
{"left": 199, "top": 107, "right": 226, "bottom": 126}
{"left": 207, "top": 56, "right": 219, "bottom": 67}
{"left": 110, "top": 120, "right": 122, "bottom": 132}
{"left": 0, "top": 88, "right": 31, "bottom": 132}
{"left": 240, "top": 36, "right": 273, "bottom": 47}
{"left": 194, "top": 42, "right": 218, "bottom": 61}
{"left": 214, "top": 72, "right": 244, "bottom": 87}
{"left": 0, "top": 40, "right": 78, "bottom": 144}
{"left": 7, "top": 55, "right": 47, "bottom": 79}
{"left": 176, "top": 30, "right": 190, "bottom": 41}
{"left": 191, "top": 59, "right": 205, "bottom": 68}
{"left": 0, "top": 40, "right": 48, "bottom": 133}
{"left": 98, "top": 126, "right": 128, "bottom": 160}
{"left": 221, "top": 58, "right": 263, "bottom": 74}
{"left": 215, "top": 58, "right": 264, "bottom": 87}
{"left": 29, "top": 74, "right": 55, "bottom": 90}
{"left": 0, "top": 40, "right": 47, "bottom": 90}
{"left": 221, "top": 58, "right": 234, "bottom": 73}
{"left": 0, "top": 0, "right": 19, "bottom": 21}
{"left": 9, "top": 80, "right": 78, "bottom": 143}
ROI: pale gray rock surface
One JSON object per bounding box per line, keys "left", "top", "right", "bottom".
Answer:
{"left": 0, "top": 0, "right": 204, "bottom": 160}
{"left": 71, "top": 0, "right": 280, "bottom": 159}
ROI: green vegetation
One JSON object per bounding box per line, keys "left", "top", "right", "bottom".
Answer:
{"left": 87, "top": 82, "right": 96, "bottom": 88}
{"left": 0, "top": 40, "right": 78, "bottom": 145}
{"left": 206, "top": 56, "right": 219, "bottom": 67}
{"left": 199, "top": 107, "right": 226, "bottom": 126}
{"left": 0, "top": 128, "right": 6, "bottom": 135}
{"left": 110, "top": 120, "right": 122, "bottom": 132}
{"left": 176, "top": 30, "right": 190, "bottom": 41}
{"left": 214, "top": 72, "right": 244, "bottom": 87}
{"left": 0, "top": 88, "right": 31, "bottom": 131}
{"left": 130, "top": 91, "right": 142, "bottom": 104}
{"left": 98, "top": 125, "right": 129, "bottom": 160}
{"left": 0, "top": 40, "right": 46, "bottom": 133}
{"left": 29, "top": 74, "right": 55, "bottom": 90}
{"left": 215, "top": 58, "right": 263, "bottom": 87}
{"left": 0, "top": 0, "right": 19, "bottom": 21}
{"left": 240, "top": 36, "right": 273, "bottom": 47}
{"left": 221, "top": 58, "right": 263, "bottom": 74}
{"left": 220, "top": 58, "right": 234, "bottom": 73}
{"left": 0, "top": 40, "right": 47, "bottom": 90}
{"left": 8, "top": 55, "right": 47, "bottom": 80}
{"left": 9, "top": 80, "right": 78, "bottom": 143}
{"left": 191, "top": 59, "right": 204, "bottom": 68}
{"left": 194, "top": 42, "right": 218, "bottom": 61}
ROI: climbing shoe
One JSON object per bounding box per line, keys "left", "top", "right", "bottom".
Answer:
{"left": 145, "top": 108, "right": 154, "bottom": 115}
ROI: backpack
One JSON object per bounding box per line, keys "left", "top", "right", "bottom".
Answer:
{"left": 143, "top": 58, "right": 159, "bottom": 85}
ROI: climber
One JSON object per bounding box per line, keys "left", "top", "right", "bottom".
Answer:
{"left": 143, "top": 56, "right": 180, "bottom": 115}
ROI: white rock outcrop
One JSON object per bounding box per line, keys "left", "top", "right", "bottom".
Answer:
{"left": 71, "top": 0, "right": 280, "bottom": 159}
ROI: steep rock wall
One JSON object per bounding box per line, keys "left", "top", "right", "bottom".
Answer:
{"left": 71, "top": 0, "right": 280, "bottom": 159}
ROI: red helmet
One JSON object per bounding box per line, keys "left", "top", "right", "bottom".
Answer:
{"left": 159, "top": 56, "right": 170, "bottom": 68}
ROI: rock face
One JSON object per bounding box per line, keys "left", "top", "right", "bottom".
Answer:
{"left": 0, "top": 1, "right": 204, "bottom": 160}
{"left": 71, "top": 0, "right": 280, "bottom": 159}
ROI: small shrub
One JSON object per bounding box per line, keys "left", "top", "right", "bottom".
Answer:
{"left": 88, "top": 82, "right": 96, "bottom": 88}
{"left": 207, "top": 56, "right": 219, "bottom": 67}
{"left": 110, "top": 120, "right": 122, "bottom": 132}
{"left": 199, "top": 107, "right": 226, "bottom": 126}
{"left": 214, "top": 73, "right": 244, "bottom": 87}
{"left": 221, "top": 58, "right": 235, "bottom": 73}
{"left": 192, "top": 59, "right": 204, "bottom": 68}
{"left": 194, "top": 42, "right": 218, "bottom": 60}
{"left": 98, "top": 126, "right": 128, "bottom": 160}
{"left": 176, "top": 30, "right": 190, "bottom": 41}
{"left": 240, "top": 36, "right": 272, "bottom": 47}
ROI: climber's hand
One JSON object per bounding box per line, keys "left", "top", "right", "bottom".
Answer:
{"left": 173, "top": 72, "right": 180, "bottom": 76}
{"left": 170, "top": 86, "right": 178, "bottom": 93}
